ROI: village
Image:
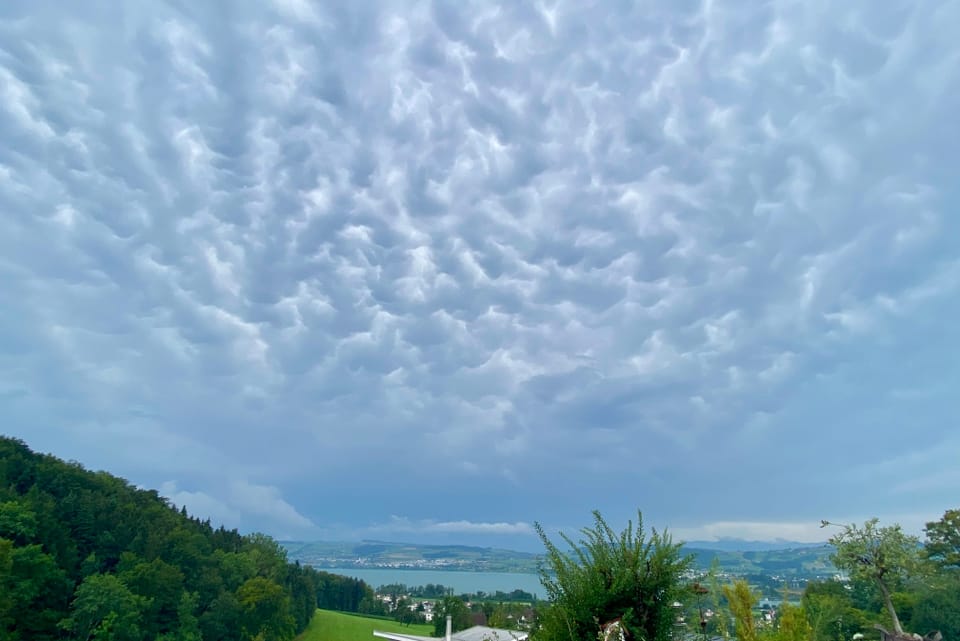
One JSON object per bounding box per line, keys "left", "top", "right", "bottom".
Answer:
{"left": 372, "top": 587, "right": 537, "bottom": 629}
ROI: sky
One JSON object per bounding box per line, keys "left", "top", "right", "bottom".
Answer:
{"left": 2, "top": 0, "right": 959, "bottom": 551}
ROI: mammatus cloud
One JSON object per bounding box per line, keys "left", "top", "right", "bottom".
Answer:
{"left": 2, "top": 0, "right": 959, "bottom": 539}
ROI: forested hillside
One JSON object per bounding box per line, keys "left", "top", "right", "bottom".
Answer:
{"left": 0, "top": 437, "right": 375, "bottom": 641}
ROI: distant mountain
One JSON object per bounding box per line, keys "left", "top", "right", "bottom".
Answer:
{"left": 684, "top": 544, "right": 835, "bottom": 577}
{"left": 683, "top": 538, "right": 827, "bottom": 552}
{"left": 280, "top": 539, "right": 542, "bottom": 573}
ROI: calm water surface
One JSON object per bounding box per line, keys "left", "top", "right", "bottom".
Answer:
{"left": 322, "top": 568, "right": 544, "bottom": 598}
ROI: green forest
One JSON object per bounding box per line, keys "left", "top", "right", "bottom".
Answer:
{"left": 0, "top": 437, "right": 379, "bottom": 641}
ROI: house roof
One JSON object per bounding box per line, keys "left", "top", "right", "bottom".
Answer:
{"left": 373, "top": 626, "right": 529, "bottom": 641}
{"left": 449, "top": 627, "right": 528, "bottom": 641}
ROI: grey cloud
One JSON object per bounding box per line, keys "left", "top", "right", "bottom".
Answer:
{"left": 2, "top": 0, "right": 959, "bottom": 538}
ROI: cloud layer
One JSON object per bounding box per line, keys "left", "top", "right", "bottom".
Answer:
{"left": 2, "top": 0, "right": 959, "bottom": 542}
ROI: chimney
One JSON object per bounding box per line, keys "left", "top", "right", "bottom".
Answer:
{"left": 446, "top": 615, "right": 453, "bottom": 641}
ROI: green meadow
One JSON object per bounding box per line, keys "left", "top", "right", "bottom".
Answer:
{"left": 297, "top": 609, "right": 436, "bottom": 641}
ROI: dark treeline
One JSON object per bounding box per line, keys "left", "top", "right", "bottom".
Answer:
{"left": 378, "top": 582, "right": 451, "bottom": 599}
{"left": 0, "top": 437, "right": 375, "bottom": 641}
{"left": 377, "top": 582, "right": 535, "bottom": 603}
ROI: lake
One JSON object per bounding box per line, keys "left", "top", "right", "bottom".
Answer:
{"left": 322, "top": 568, "right": 545, "bottom": 598}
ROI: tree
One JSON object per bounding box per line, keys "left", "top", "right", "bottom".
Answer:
{"left": 0, "top": 539, "right": 13, "bottom": 635}
{"left": 118, "top": 554, "right": 185, "bottom": 638}
{"left": 722, "top": 580, "right": 759, "bottom": 641}
{"left": 904, "top": 510, "right": 960, "bottom": 641}
{"left": 0, "top": 501, "right": 38, "bottom": 544}
{"left": 489, "top": 603, "right": 510, "bottom": 629}
{"left": 773, "top": 601, "right": 813, "bottom": 641}
{"left": 534, "top": 510, "right": 691, "bottom": 641}
{"left": 924, "top": 509, "right": 960, "bottom": 570}
{"left": 242, "top": 533, "right": 289, "bottom": 582}
{"left": 236, "top": 576, "right": 296, "bottom": 641}
{"left": 823, "top": 518, "right": 921, "bottom": 636}
{"left": 433, "top": 596, "right": 472, "bottom": 636}
{"left": 199, "top": 590, "right": 244, "bottom": 641}
{"left": 802, "top": 580, "right": 872, "bottom": 641}
{"left": 0, "top": 436, "right": 379, "bottom": 641}
{"left": 3, "top": 543, "right": 72, "bottom": 640}
{"left": 59, "top": 573, "right": 146, "bottom": 641}
{"left": 173, "top": 591, "right": 203, "bottom": 641}
{"left": 910, "top": 578, "right": 960, "bottom": 641}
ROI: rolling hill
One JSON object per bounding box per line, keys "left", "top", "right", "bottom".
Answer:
{"left": 281, "top": 539, "right": 836, "bottom": 578}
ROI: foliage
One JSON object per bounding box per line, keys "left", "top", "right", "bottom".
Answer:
{"left": 59, "top": 573, "right": 146, "bottom": 641}
{"left": 377, "top": 583, "right": 536, "bottom": 604}
{"left": 722, "top": 580, "right": 759, "bottom": 641}
{"left": 433, "top": 596, "right": 472, "bottom": 636}
{"left": 0, "top": 436, "right": 379, "bottom": 641}
{"left": 909, "top": 574, "right": 960, "bottom": 641}
{"left": 825, "top": 518, "right": 921, "bottom": 635}
{"left": 0, "top": 500, "right": 38, "bottom": 544}
{"left": 802, "top": 580, "right": 873, "bottom": 641}
{"left": 924, "top": 509, "right": 960, "bottom": 571}
{"left": 700, "top": 563, "right": 730, "bottom": 640}
{"left": 390, "top": 596, "right": 426, "bottom": 626}
{"left": 773, "top": 601, "right": 813, "bottom": 641}
{"left": 0, "top": 541, "right": 72, "bottom": 640}
{"left": 798, "top": 511, "right": 960, "bottom": 640}
{"left": 172, "top": 591, "right": 203, "bottom": 641}
{"left": 713, "top": 580, "right": 813, "bottom": 641}
{"left": 314, "top": 570, "right": 375, "bottom": 613}
{"left": 237, "top": 576, "right": 296, "bottom": 641}
{"left": 485, "top": 601, "right": 533, "bottom": 630}
{"left": 534, "top": 510, "right": 691, "bottom": 641}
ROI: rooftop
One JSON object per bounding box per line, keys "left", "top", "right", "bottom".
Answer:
{"left": 373, "top": 626, "right": 529, "bottom": 641}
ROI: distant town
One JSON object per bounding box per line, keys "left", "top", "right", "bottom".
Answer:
{"left": 282, "top": 539, "right": 835, "bottom": 573}
{"left": 280, "top": 539, "right": 840, "bottom": 602}
{"left": 280, "top": 540, "right": 544, "bottom": 573}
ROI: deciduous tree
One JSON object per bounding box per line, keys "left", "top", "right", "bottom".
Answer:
{"left": 59, "top": 573, "right": 145, "bottom": 641}
{"left": 433, "top": 596, "right": 472, "bottom": 636}
{"left": 823, "top": 518, "right": 920, "bottom": 636}
{"left": 923, "top": 509, "right": 960, "bottom": 570}
{"left": 236, "top": 576, "right": 295, "bottom": 641}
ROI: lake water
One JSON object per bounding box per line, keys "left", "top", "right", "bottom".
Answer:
{"left": 322, "top": 568, "right": 545, "bottom": 598}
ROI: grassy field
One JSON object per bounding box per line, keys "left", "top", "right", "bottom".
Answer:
{"left": 296, "top": 609, "right": 435, "bottom": 641}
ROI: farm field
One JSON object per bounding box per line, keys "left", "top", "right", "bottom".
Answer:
{"left": 296, "top": 609, "right": 435, "bottom": 641}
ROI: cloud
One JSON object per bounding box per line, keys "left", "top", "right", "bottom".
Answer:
{"left": 371, "top": 516, "right": 534, "bottom": 536}
{"left": 160, "top": 479, "right": 317, "bottom": 540}
{"left": 2, "top": 0, "right": 959, "bottom": 540}
{"left": 673, "top": 510, "right": 944, "bottom": 544}
{"left": 673, "top": 521, "right": 831, "bottom": 544}
{"left": 159, "top": 481, "right": 241, "bottom": 528}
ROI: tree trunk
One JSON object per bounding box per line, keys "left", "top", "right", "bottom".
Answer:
{"left": 876, "top": 579, "right": 903, "bottom": 635}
